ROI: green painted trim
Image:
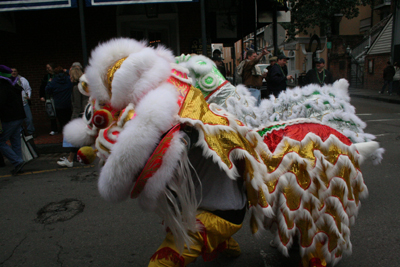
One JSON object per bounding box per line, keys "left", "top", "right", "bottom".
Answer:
{"left": 0, "top": 72, "right": 11, "bottom": 78}
{"left": 257, "top": 123, "right": 286, "bottom": 136}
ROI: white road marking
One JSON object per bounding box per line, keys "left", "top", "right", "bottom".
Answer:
{"left": 374, "top": 133, "right": 390, "bottom": 137}
{"left": 260, "top": 250, "right": 270, "bottom": 267}
{"left": 366, "top": 118, "right": 400, "bottom": 122}
{"left": 357, "top": 113, "right": 372, "bottom": 116}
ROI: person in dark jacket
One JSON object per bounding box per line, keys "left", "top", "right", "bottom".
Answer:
{"left": 265, "top": 56, "right": 277, "bottom": 97}
{"left": 212, "top": 50, "right": 227, "bottom": 78}
{"left": 45, "top": 66, "right": 73, "bottom": 132}
{"left": 379, "top": 61, "right": 396, "bottom": 95}
{"left": 40, "top": 63, "right": 58, "bottom": 135}
{"left": 303, "top": 58, "right": 334, "bottom": 87}
{"left": 0, "top": 65, "right": 27, "bottom": 175}
{"left": 57, "top": 66, "right": 89, "bottom": 168}
{"left": 268, "top": 54, "right": 293, "bottom": 97}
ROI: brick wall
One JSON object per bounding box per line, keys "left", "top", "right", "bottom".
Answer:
{"left": 0, "top": 6, "right": 119, "bottom": 134}
{"left": 1, "top": 3, "right": 204, "bottom": 134}
{"left": 1, "top": 9, "right": 79, "bottom": 134}
{"left": 364, "top": 54, "right": 391, "bottom": 90}
{"left": 328, "top": 35, "right": 364, "bottom": 83}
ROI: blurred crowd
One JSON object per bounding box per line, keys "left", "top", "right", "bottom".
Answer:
{"left": 0, "top": 62, "right": 88, "bottom": 175}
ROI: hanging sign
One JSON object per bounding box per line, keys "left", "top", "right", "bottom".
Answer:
{"left": 0, "top": 0, "right": 77, "bottom": 12}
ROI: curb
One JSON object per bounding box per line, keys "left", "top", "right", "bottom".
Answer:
{"left": 34, "top": 93, "right": 399, "bottom": 154}
{"left": 36, "top": 144, "right": 71, "bottom": 154}
{"left": 349, "top": 93, "right": 400, "bottom": 104}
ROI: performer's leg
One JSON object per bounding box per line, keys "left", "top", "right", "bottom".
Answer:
{"left": 149, "top": 211, "right": 242, "bottom": 267}
{"left": 221, "top": 236, "right": 241, "bottom": 258}
{"left": 148, "top": 231, "right": 201, "bottom": 267}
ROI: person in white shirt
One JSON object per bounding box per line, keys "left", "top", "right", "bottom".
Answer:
{"left": 11, "top": 68, "right": 35, "bottom": 136}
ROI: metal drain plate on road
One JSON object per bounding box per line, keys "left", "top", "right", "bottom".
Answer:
{"left": 35, "top": 198, "right": 85, "bottom": 224}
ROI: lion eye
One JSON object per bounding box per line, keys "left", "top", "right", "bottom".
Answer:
{"left": 84, "top": 103, "right": 93, "bottom": 122}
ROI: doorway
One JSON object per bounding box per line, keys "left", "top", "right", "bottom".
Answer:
{"left": 117, "top": 4, "right": 179, "bottom": 55}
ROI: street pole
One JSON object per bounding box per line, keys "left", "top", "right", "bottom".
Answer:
{"left": 273, "top": 6, "right": 278, "bottom": 55}
{"left": 78, "top": 0, "right": 88, "bottom": 67}
{"left": 232, "top": 47, "right": 236, "bottom": 85}
{"left": 391, "top": 0, "right": 398, "bottom": 62}
{"left": 254, "top": 0, "right": 257, "bottom": 52}
{"left": 200, "top": 0, "right": 207, "bottom": 56}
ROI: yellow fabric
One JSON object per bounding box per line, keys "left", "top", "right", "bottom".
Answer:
{"left": 179, "top": 87, "right": 260, "bottom": 169}
{"left": 149, "top": 211, "right": 242, "bottom": 267}
{"left": 221, "top": 237, "right": 241, "bottom": 258}
{"left": 260, "top": 139, "right": 360, "bottom": 193}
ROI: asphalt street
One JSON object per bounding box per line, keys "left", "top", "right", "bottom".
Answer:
{"left": 1, "top": 96, "right": 399, "bottom": 267}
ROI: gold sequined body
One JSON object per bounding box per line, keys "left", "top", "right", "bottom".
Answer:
{"left": 87, "top": 56, "right": 367, "bottom": 266}
{"left": 178, "top": 87, "right": 367, "bottom": 265}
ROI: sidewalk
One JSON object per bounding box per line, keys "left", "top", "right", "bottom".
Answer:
{"left": 34, "top": 132, "right": 69, "bottom": 154}
{"left": 30, "top": 87, "right": 400, "bottom": 154}
{"left": 349, "top": 86, "right": 400, "bottom": 104}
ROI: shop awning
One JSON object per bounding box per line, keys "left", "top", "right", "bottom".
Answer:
{"left": 85, "top": 0, "right": 197, "bottom": 6}
{"left": 0, "top": 0, "right": 77, "bottom": 12}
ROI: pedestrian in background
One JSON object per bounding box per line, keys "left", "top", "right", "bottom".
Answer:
{"left": 303, "top": 58, "right": 334, "bottom": 87}
{"left": 213, "top": 49, "right": 226, "bottom": 79}
{"left": 268, "top": 54, "right": 293, "bottom": 97}
{"left": 392, "top": 62, "right": 400, "bottom": 95}
{"left": 45, "top": 66, "right": 73, "bottom": 133}
{"left": 379, "top": 61, "right": 395, "bottom": 95}
{"left": 0, "top": 65, "right": 26, "bottom": 175}
{"left": 264, "top": 56, "right": 277, "bottom": 98}
{"left": 211, "top": 55, "right": 226, "bottom": 79}
{"left": 11, "top": 68, "right": 36, "bottom": 136}
{"left": 240, "top": 48, "right": 269, "bottom": 105}
{"left": 57, "top": 64, "right": 88, "bottom": 168}
{"left": 40, "top": 63, "right": 59, "bottom": 135}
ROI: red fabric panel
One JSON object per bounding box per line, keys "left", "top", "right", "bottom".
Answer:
{"left": 263, "top": 123, "right": 352, "bottom": 153}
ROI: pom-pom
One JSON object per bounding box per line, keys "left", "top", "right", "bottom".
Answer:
{"left": 92, "top": 109, "right": 113, "bottom": 129}
{"left": 77, "top": 146, "right": 97, "bottom": 164}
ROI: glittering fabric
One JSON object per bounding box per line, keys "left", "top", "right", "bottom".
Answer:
{"left": 149, "top": 211, "right": 242, "bottom": 266}
{"left": 179, "top": 87, "right": 259, "bottom": 169}
{"left": 179, "top": 87, "right": 229, "bottom": 126}
{"left": 106, "top": 57, "right": 127, "bottom": 97}
{"left": 260, "top": 123, "right": 352, "bottom": 153}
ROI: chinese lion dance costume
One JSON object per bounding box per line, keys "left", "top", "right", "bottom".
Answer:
{"left": 64, "top": 38, "right": 383, "bottom": 267}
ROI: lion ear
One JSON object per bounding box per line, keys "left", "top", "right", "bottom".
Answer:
{"left": 78, "top": 74, "right": 91, "bottom": 96}
{"left": 85, "top": 38, "right": 147, "bottom": 104}
{"left": 154, "top": 44, "right": 175, "bottom": 64}
{"left": 109, "top": 47, "right": 173, "bottom": 110}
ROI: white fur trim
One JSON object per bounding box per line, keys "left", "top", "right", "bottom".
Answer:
{"left": 63, "top": 118, "right": 96, "bottom": 147}
{"left": 110, "top": 47, "right": 174, "bottom": 109}
{"left": 137, "top": 132, "right": 187, "bottom": 211}
{"left": 85, "top": 38, "right": 147, "bottom": 103}
{"left": 354, "top": 141, "right": 383, "bottom": 164}
{"left": 98, "top": 85, "right": 179, "bottom": 202}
